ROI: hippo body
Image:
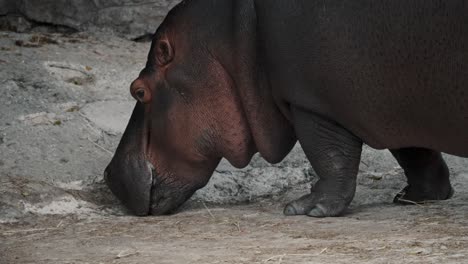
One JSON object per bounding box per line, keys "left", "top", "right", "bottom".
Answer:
{"left": 105, "top": 0, "right": 466, "bottom": 216}
{"left": 257, "top": 1, "right": 468, "bottom": 155}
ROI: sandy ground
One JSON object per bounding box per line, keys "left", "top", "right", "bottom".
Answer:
{"left": 1, "top": 31, "right": 468, "bottom": 264}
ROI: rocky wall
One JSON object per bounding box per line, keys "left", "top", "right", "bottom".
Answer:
{"left": 0, "top": 0, "right": 181, "bottom": 38}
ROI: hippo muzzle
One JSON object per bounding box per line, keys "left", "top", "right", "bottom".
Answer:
{"left": 104, "top": 103, "right": 206, "bottom": 216}
{"left": 104, "top": 103, "right": 153, "bottom": 215}
{"left": 104, "top": 158, "right": 153, "bottom": 216}
{"left": 105, "top": 157, "right": 193, "bottom": 216}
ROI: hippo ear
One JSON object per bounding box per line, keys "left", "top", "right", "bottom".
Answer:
{"left": 156, "top": 39, "right": 174, "bottom": 66}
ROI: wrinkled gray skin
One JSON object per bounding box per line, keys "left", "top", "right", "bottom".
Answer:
{"left": 106, "top": 0, "right": 466, "bottom": 217}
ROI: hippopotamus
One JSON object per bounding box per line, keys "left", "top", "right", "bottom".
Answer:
{"left": 104, "top": 0, "right": 467, "bottom": 217}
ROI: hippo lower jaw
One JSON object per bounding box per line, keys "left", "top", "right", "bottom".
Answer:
{"left": 104, "top": 158, "right": 154, "bottom": 216}
{"left": 148, "top": 167, "right": 175, "bottom": 216}
{"left": 148, "top": 190, "right": 185, "bottom": 216}
{"left": 105, "top": 159, "right": 178, "bottom": 216}
{"left": 147, "top": 168, "right": 200, "bottom": 216}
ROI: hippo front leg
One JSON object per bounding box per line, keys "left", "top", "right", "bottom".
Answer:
{"left": 284, "top": 107, "right": 363, "bottom": 217}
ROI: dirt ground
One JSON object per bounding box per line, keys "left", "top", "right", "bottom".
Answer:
{"left": 1, "top": 31, "right": 468, "bottom": 264}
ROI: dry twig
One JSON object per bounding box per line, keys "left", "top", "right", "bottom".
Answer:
{"left": 116, "top": 250, "right": 139, "bottom": 259}
{"left": 87, "top": 137, "right": 113, "bottom": 156}
{"left": 263, "top": 253, "right": 321, "bottom": 263}
{"left": 202, "top": 202, "right": 215, "bottom": 219}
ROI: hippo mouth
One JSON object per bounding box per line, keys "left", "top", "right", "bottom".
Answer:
{"left": 148, "top": 165, "right": 198, "bottom": 216}
{"left": 148, "top": 166, "right": 174, "bottom": 216}
{"left": 105, "top": 159, "right": 193, "bottom": 216}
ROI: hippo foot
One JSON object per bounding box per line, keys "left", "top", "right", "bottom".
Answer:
{"left": 393, "top": 184, "right": 454, "bottom": 205}
{"left": 283, "top": 193, "right": 349, "bottom": 217}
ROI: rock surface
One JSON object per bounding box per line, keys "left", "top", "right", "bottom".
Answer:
{"left": 0, "top": 0, "right": 181, "bottom": 38}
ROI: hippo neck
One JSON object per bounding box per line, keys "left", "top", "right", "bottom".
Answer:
{"left": 215, "top": 1, "right": 297, "bottom": 163}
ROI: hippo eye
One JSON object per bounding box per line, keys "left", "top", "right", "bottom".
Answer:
{"left": 136, "top": 89, "right": 145, "bottom": 101}
{"left": 130, "top": 79, "right": 151, "bottom": 103}
{"left": 131, "top": 86, "right": 151, "bottom": 104}
{"left": 134, "top": 88, "right": 151, "bottom": 104}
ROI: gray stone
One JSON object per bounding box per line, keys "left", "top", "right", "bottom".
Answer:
{"left": 95, "top": 1, "right": 179, "bottom": 38}
{"left": 20, "top": 0, "right": 97, "bottom": 29}
{"left": 0, "top": 0, "right": 181, "bottom": 38}
{"left": 0, "top": 15, "right": 32, "bottom": 32}
{"left": 80, "top": 101, "right": 135, "bottom": 136}
{"left": 0, "top": 0, "right": 17, "bottom": 15}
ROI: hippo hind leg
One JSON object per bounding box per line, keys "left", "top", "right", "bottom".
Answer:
{"left": 390, "top": 148, "right": 454, "bottom": 204}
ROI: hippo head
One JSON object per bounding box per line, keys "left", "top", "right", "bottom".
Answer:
{"left": 104, "top": 2, "right": 296, "bottom": 216}
{"left": 104, "top": 30, "right": 257, "bottom": 215}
